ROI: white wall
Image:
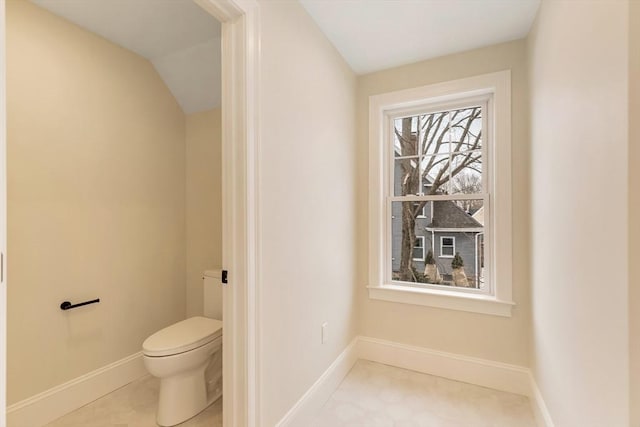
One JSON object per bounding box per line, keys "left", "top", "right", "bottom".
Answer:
{"left": 257, "top": 1, "right": 358, "bottom": 425}
{"left": 357, "top": 41, "right": 531, "bottom": 366}
{"left": 186, "top": 108, "right": 222, "bottom": 318}
{"left": 527, "top": 1, "right": 630, "bottom": 425}
{"left": 629, "top": 1, "right": 640, "bottom": 424}
{"left": 0, "top": 0, "right": 6, "bottom": 421}
{"left": 6, "top": 0, "right": 186, "bottom": 404}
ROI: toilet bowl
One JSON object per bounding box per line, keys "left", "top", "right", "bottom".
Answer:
{"left": 143, "top": 316, "right": 223, "bottom": 426}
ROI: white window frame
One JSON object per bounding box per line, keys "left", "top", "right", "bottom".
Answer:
{"left": 413, "top": 236, "right": 426, "bottom": 261}
{"left": 439, "top": 236, "right": 455, "bottom": 258}
{"left": 368, "top": 71, "right": 514, "bottom": 317}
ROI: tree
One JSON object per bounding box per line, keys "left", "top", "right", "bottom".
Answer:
{"left": 451, "top": 252, "right": 464, "bottom": 269}
{"left": 451, "top": 171, "right": 483, "bottom": 213}
{"left": 425, "top": 249, "right": 435, "bottom": 265}
{"left": 396, "top": 107, "right": 482, "bottom": 282}
{"left": 423, "top": 249, "right": 442, "bottom": 284}
{"left": 451, "top": 252, "right": 468, "bottom": 286}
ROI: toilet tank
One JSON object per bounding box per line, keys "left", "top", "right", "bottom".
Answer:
{"left": 203, "top": 269, "right": 222, "bottom": 320}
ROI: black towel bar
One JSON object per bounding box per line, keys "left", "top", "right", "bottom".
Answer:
{"left": 60, "top": 298, "right": 100, "bottom": 311}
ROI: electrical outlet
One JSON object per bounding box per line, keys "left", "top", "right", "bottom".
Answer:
{"left": 321, "top": 322, "right": 328, "bottom": 344}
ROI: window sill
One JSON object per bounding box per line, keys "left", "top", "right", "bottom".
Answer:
{"left": 367, "top": 284, "right": 514, "bottom": 317}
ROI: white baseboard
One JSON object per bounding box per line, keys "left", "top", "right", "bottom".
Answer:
{"left": 528, "top": 373, "right": 555, "bottom": 427}
{"left": 357, "top": 336, "right": 531, "bottom": 396}
{"left": 277, "top": 336, "right": 555, "bottom": 427}
{"left": 7, "top": 352, "right": 147, "bottom": 427}
{"left": 357, "top": 336, "right": 554, "bottom": 427}
{"left": 276, "top": 337, "right": 359, "bottom": 427}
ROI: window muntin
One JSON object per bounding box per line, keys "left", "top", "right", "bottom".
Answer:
{"left": 440, "top": 236, "right": 455, "bottom": 257}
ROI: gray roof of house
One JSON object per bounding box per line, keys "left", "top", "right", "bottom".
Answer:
{"left": 428, "top": 201, "right": 483, "bottom": 229}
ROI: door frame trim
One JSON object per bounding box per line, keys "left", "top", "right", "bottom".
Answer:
{"left": 194, "top": 0, "right": 261, "bottom": 425}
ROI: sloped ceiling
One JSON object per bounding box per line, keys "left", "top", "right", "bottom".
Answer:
{"left": 300, "top": 0, "right": 541, "bottom": 74}
{"left": 31, "top": 0, "right": 221, "bottom": 114}
{"left": 31, "top": 0, "right": 541, "bottom": 107}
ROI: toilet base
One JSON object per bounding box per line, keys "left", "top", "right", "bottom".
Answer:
{"left": 156, "top": 366, "right": 221, "bottom": 426}
{"left": 142, "top": 319, "right": 223, "bottom": 426}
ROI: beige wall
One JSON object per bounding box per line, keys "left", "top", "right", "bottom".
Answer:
{"left": 527, "top": 1, "right": 630, "bottom": 425}
{"left": 357, "top": 41, "right": 531, "bottom": 366}
{"left": 185, "top": 108, "right": 222, "bottom": 318}
{"left": 257, "top": 1, "right": 358, "bottom": 425}
{"left": 7, "top": 0, "right": 186, "bottom": 404}
{"left": 629, "top": 0, "right": 640, "bottom": 424}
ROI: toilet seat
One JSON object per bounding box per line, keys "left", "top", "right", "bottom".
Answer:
{"left": 143, "top": 316, "right": 222, "bottom": 357}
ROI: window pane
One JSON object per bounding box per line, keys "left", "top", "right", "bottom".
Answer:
{"left": 393, "top": 106, "right": 484, "bottom": 197}
{"left": 421, "top": 155, "right": 450, "bottom": 195}
{"left": 389, "top": 103, "right": 487, "bottom": 290}
{"left": 431, "top": 199, "right": 484, "bottom": 288}
{"left": 394, "top": 157, "right": 419, "bottom": 196}
{"left": 449, "top": 107, "right": 482, "bottom": 153}
{"left": 391, "top": 201, "right": 431, "bottom": 283}
{"left": 391, "top": 200, "right": 485, "bottom": 288}
{"left": 393, "top": 116, "right": 418, "bottom": 157}
{"left": 419, "top": 111, "right": 451, "bottom": 156}
{"left": 450, "top": 152, "right": 483, "bottom": 195}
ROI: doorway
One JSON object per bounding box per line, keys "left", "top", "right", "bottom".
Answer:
{"left": 0, "top": 0, "right": 259, "bottom": 425}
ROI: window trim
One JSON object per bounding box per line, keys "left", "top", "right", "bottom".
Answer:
{"left": 413, "top": 236, "right": 426, "bottom": 261}
{"left": 368, "top": 70, "right": 514, "bottom": 317}
{"left": 439, "top": 236, "right": 455, "bottom": 258}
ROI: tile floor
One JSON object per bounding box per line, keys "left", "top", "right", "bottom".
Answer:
{"left": 45, "top": 375, "right": 222, "bottom": 427}
{"left": 311, "top": 360, "right": 536, "bottom": 427}
{"left": 45, "top": 360, "right": 535, "bottom": 427}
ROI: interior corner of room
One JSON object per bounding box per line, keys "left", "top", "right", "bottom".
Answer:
{"left": 1, "top": 0, "right": 639, "bottom": 426}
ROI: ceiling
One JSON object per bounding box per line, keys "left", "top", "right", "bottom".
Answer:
{"left": 300, "top": 0, "right": 541, "bottom": 75}
{"left": 30, "top": 0, "right": 541, "bottom": 108}
{"left": 31, "top": 0, "right": 221, "bottom": 114}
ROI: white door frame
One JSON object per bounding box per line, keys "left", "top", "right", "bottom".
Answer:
{"left": 194, "top": 1, "right": 260, "bottom": 426}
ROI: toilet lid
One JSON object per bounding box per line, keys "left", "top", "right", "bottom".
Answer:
{"left": 143, "top": 317, "right": 223, "bottom": 357}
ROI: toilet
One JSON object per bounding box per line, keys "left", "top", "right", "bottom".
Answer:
{"left": 142, "top": 270, "right": 223, "bottom": 426}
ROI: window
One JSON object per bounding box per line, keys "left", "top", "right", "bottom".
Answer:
{"left": 368, "top": 71, "right": 514, "bottom": 317}
{"left": 413, "top": 236, "right": 425, "bottom": 261}
{"left": 440, "top": 236, "right": 455, "bottom": 258}
{"left": 413, "top": 201, "right": 426, "bottom": 218}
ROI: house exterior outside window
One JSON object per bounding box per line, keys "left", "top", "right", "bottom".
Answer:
{"left": 368, "top": 71, "right": 514, "bottom": 317}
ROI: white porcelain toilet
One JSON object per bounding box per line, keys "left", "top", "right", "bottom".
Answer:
{"left": 142, "top": 270, "right": 223, "bottom": 426}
